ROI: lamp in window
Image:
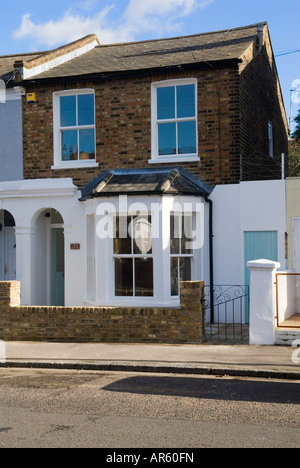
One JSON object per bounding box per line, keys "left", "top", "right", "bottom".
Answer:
{"left": 133, "top": 217, "right": 152, "bottom": 255}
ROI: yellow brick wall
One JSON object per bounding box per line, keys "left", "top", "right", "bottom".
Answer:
{"left": 0, "top": 281, "right": 205, "bottom": 344}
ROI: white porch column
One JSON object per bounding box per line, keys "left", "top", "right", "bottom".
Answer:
{"left": 15, "top": 226, "right": 36, "bottom": 305}
{"left": 247, "top": 259, "right": 280, "bottom": 345}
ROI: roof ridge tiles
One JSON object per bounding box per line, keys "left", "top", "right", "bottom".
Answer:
{"left": 96, "top": 22, "right": 267, "bottom": 49}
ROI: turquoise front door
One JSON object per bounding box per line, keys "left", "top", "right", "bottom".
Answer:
{"left": 244, "top": 231, "right": 278, "bottom": 323}
{"left": 51, "top": 228, "right": 65, "bottom": 306}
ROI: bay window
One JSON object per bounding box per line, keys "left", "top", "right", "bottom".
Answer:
{"left": 84, "top": 186, "right": 205, "bottom": 307}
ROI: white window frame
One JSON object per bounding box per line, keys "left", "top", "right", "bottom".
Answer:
{"left": 150, "top": 79, "right": 199, "bottom": 164}
{"left": 113, "top": 214, "right": 154, "bottom": 298}
{"left": 170, "top": 212, "right": 194, "bottom": 297}
{"left": 52, "top": 89, "right": 98, "bottom": 170}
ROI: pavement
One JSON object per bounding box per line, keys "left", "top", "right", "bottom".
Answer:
{"left": 1, "top": 341, "right": 300, "bottom": 380}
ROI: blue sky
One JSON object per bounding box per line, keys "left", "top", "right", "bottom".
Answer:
{"left": 0, "top": 0, "right": 299, "bottom": 131}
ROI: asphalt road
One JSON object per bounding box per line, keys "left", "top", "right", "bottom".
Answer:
{"left": 0, "top": 368, "right": 299, "bottom": 449}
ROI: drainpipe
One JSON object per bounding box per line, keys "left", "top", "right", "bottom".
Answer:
{"left": 204, "top": 195, "right": 214, "bottom": 323}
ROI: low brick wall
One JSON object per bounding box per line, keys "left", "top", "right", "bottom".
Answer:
{"left": 0, "top": 281, "right": 205, "bottom": 344}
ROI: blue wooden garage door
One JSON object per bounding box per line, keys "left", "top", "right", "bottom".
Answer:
{"left": 244, "top": 231, "right": 278, "bottom": 322}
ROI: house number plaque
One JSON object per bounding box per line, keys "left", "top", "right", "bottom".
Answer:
{"left": 70, "top": 244, "right": 80, "bottom": 250}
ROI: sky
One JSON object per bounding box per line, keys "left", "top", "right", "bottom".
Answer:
{"left": 0, "top": 0, "right": 299, "bottom": 132}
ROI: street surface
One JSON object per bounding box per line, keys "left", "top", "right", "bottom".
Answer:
{"left": 0, "top": 369, "right": 299, "bottom": 448}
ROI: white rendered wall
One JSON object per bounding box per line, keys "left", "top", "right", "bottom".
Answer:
{"left": 209, "top": 180, "right": 286, "bottom": 286}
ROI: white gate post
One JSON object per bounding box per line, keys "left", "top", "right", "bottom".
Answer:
{"left": 247, "top": 259, "right": 280, "bottom": 345}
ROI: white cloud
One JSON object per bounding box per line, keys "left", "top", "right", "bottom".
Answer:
{"left": 123, "top": 0, "right": 214, "bottom": 36}
{"left": 13, "top": 0, "right": 214, "bottom": 49}
{"left": 13, "top": 7, "right": 122, "bottom": 48}
{"left": 125, "top": 0, "right": 202, "bottom": 22}
{"left": 77, "top": 0, "right": 100, "bottom": 11}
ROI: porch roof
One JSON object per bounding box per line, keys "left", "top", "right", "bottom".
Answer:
{"left": 80, "top": 167, "right": 212, "bottom": 200}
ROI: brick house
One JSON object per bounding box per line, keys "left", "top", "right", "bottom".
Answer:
{"left": 0, "top": 23, "right": 288, "bottom": 313}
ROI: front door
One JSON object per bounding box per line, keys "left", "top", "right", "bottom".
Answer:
{"left": 244, "top": 231, "right": 278, "bottom": 323}
{"left": 51, "top": 228, "right": 65, "bottom": 306}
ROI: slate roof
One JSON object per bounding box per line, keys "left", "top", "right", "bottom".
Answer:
{"left": 80, "top": 168, "right": 212, "bottom": 200}
{"left": 22, "top": 23, "right": 265, "bottom": 81}
{"left": 0, "top": 52, "right": 43, "bottom": 83}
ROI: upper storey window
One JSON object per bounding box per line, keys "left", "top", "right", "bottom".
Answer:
{"left": 150, "top": 79, "right": 199, "bottom": 164}
{"left": 53, "top": 90, "right": 97, "bottom": 169}
{"left": 268, "top": 121, "right": 274, "bottom": 158}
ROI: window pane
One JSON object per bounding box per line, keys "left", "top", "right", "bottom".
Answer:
{"left": 157, "top": 87, "right": 175, "bottom": 120}
{"left": 178, "top": 121, "right": 197, "bottom": 154}
{"left": 135, "top": 258, "right": 153, "bottom": 297}
{"left": 115, "top": 258, "right": 133, "bottom": 297}
{"left": 171, "top": 257, "right": 192, "bottom": 297}
{"left": 182, "top": 215, "right": 193, "bottom": 254}
{"left": 51, "top": 209, "right": 64, "bottom": 224}
{"left": 60, "top": 96, "right": 76, "bottom": 127}
{"left": 268, "top": 122, "right": 274, "bottom": 158}
{"left": 78, "top": 94, "right": 95, "bottom": 126}
{"left": 79, "top": 129, "right": 95, "bottom": 160}
{"left": 158, "top": 123, "right": 176, "bottom": 156}
{"left": 114, "top": 216, "right": 132, "bottom": 254}
{"left": 170, "top": 214, "right": 180, "bottom": 254}
{"left": 133, "top": 216, "right": 152, "bottom": 255}
{"left": 180, "top": 257, "right": 192, "bottom": 282}
{"left": 177, "top": 84, "right": 196, "bottom": 118}
{"left": 171, "top": 257, "right": 179, "bottom": 296}
{"left": 61, "top": 130, "right": 78, "bottom": 161}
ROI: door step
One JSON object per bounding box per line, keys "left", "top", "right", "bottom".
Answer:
{"left": 275, "top": 328, "right": 300, "bottom": 346}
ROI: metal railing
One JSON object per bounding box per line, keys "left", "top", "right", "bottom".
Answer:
{"left": 204, "top": 285, "right": 250, "bottom": 342}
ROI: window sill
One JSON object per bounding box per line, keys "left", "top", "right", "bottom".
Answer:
{"left": 149, "top": 155, "right": 200, "bottom": 164}
{"left": 51, "top": 161, "right": 99, "bottom": 170}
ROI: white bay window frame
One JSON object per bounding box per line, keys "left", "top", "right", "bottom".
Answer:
{"left": 84, "top": 195, "right": 204, "bottom": 308}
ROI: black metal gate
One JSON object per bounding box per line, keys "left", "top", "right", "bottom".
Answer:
{"left": 204, "top": 285, "right": 250, "bottom": 342}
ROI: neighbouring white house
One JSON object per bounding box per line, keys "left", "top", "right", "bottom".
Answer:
{"left": 286, "top": 176, "right": 300, "bottom": 272}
